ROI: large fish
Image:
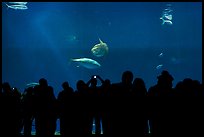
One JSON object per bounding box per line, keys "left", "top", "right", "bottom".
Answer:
{"left": 5, "top": 3, "right": 28, "bottom": 10}
{"left": 70, "top": 58, "right": 101, "bottom": 69}
{"left": 91, "top": 38, "right": 108, "bottom": 57}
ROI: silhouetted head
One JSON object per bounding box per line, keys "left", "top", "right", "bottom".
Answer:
{"left": 132, "top": 78, "right": 147, "bottom": 96}
{"left": 157, "top": 70, "right": 174, "bottom": 81}
{"left": 175, "top": 81, "right": 184, "bottom": 90}
{"left": 62, "top": 81, "right": 69, "bottom": 90}
{"left": 25, "top": 87, "right": 34, "bottom": 95}
{"left": 122, "top": 70, "right": 133, "bottom": 85}
{"left": 157, "top": 70, "right": 174, "bottom": 88}
{"left": 12, "top": 87, "right": 21, "bottom": 96}
{"left": 183, "top": 78, "right": 193, "bottom": 84}
{"left": 39, "top": 78, "right": 48, "bottom": 87}
{"left": 192, "top": 80, "right": 201, "bottom": 89}
{"left": 2, "top": 82, "right": 12, "bottom": 93}
{"left": 133, "top": 78, "right": 146, "bottom": 89}
{"left": 182, "top": 78, "right": 193, "bottom": 89}
{"left": 102, "top": 79, "right": 111, "bottom": 88}
{"left": 104, "top": 79, "right": 111, "bottom": 85}
{"left": 77, "top": 80, "right": 86, "bottom": 91}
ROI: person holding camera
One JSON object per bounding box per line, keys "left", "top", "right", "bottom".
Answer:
{"left": 86, "top": 75, "right": 108, "bottom": 135}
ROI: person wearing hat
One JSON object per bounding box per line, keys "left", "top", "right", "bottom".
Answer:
{"left": 147, "top": 70, "right": 176, "bottom": 137}
{"left": 148, "top": 70, "right": 174, "bottom": 96}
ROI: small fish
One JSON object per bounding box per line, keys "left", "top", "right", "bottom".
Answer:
{"left": 156, "top": 64, "right": 163, "bottom": 70}
{"left": 164, "top": 9, "right": 173, "bottom": 12}
{"left": 158, "top": 52, "right": 163, "bottom": 57}
{"left": 70, "top": 58, "right": 101, "bottom": 69}
{"left": 160, "top": 17, "right": 173, "bottom": 25}
{"left": 164, "top": 14, "right": 172, "bottom": 20}
{"left": 5, "top": 3, "right": 28, "bottom": 10}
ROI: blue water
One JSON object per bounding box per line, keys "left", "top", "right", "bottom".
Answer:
{"left": 2, "top": 1, "right": 202, "bottom": 94}
{"left": 2, "top": 2, "right": 202, "bottom": 132}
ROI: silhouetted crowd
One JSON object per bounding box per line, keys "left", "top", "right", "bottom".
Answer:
{"left": 1, "top": 70, "right": 203, "bottom": 137}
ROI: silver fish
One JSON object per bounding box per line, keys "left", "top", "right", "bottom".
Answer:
{"left": 156, "top": 64, "right": 163, "bottom": 70}
{"left": 9, "top": 2, "right": 28, "bottom": 5}
{"left": 5, "top": 3, "right": 28, "bottom": 10}
{"left": 158, "top": 52, "right": 163, "bottom": 57}
{"left": 163, "top": 14, "right": 172, "bottom": 20}
{"left": 160, "top": 17, "right": 173, "bottom": 25}
{"left": 70, "top": 58, "right": 101, "bottom": 69}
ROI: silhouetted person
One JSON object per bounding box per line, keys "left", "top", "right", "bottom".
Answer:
{"left": 86, "top": 75, "right": 103, "bottom": 136}
{"left": 21, "top": 87, "right": 35, "bottom": 136}
{"left": 130, "top": 78, "right": 148, "bottom": 137}
{"left": 88, "top": 75, "right": 112, "bottom": 136}
{"left": 191, "top": 80, "right": 204, "bottom": 137}
{"left": 148, "top": 70, "right": 174, "bottom": 97}
{"left": 97, "top": 77, "right": 112, "bottom": 136}
{"left": 174, "top": 78, "right": 204, "bottom": 137}
{"left": 12, "top": 87, "right": 22, "bottom": 135}
{"left": 75, "top": 80, "right": 90, "bottom": 137}
{"left": 132, "top": 78, "right": 147, "bottom": 97}
{"left": 148, "top": 70, "right": 174, "bottom": 137}
{"left": 192, "top": 80, "right": 203, "bottom": 96}
{"left": 57, "top": 81, "right": 75, "bottom": 137}
{"left": 33, "top": 78, "right": 57, "bottom": 137}
{"left": 1, "top": 82, "right": 13, "bottom": 136}
{"left": 174, "top": 81, "right": 184, "bottom": 96}
{"left": 175, "top": 79, "right": 203, "bottom": 96}
{"left": 110, "top": 70, "right": 134, "bottom": 137}
{"left": 1, "top": 82, "right": 21, "bottom": 136}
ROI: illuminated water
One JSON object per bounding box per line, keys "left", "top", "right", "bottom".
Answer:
{"left": 2, "top": 2, "right": 202, "bottom": 134}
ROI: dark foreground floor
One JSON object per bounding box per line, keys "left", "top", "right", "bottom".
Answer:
{"left": 18, "top": 132, "right": 152, "bottom": 137}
